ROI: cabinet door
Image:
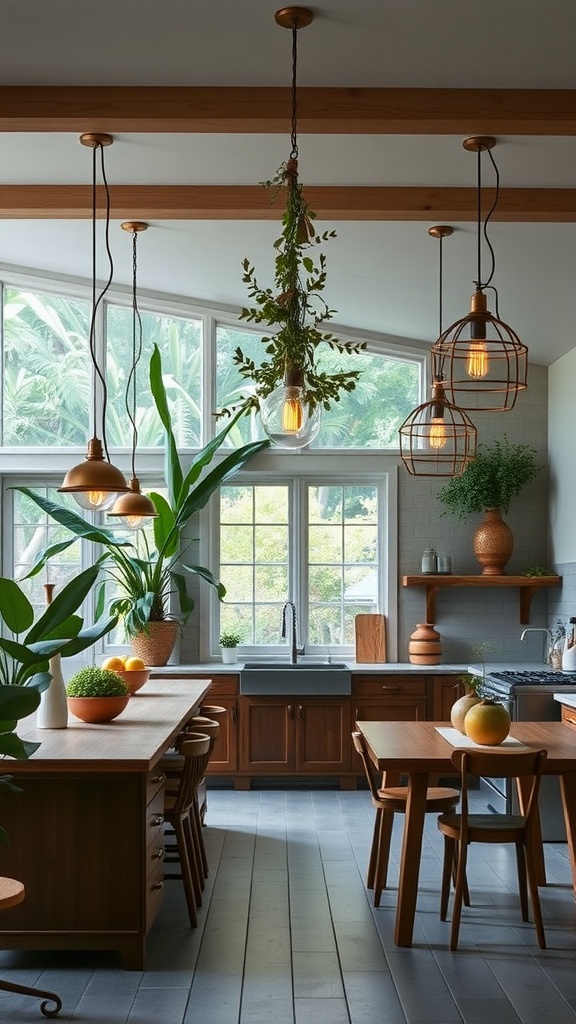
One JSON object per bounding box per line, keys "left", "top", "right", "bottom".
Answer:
{"left": 206, "top": 696, "right": 238, "bottom": 773}
{"left": 432, "top": 675, "right": 464, "bottom": 721}
{"left": 240, "top": 697, "right": 293, "bottom": 773}
{"left": 295, "top": 698, "right": 351, "bottom": 773}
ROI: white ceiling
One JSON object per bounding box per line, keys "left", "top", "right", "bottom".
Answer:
{"left": 1, "top": 0, "right": 576, "bottom": 365}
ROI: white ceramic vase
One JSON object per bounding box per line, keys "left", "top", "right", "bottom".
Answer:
{"left": 37, "top": 653, "right": 68, "bottom": 729}
{"left": 221, "top": 647, "right": 237, "bottom": 664}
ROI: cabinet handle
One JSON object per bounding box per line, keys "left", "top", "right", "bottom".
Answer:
{"left": 381, "top": 684, "right": 399, "bottom": 691}
{"left": 151, "top": 881, "right": 165, "bottom": 892}
{"left": 152, "top": 847, "right": 165, "bottom": 861}
{"left": 152, "top": 772, "right": 166, "bottom": 785}
{"left": 298, "top": 705, "right": 303, "bottom": 719}
{"left": 287, "top": 704, "right": 293, "bottom": 718}
{"left": 151, "top": 815, "right": 164, "bottom": 827}
{"left": 232, "top": 707, "right": 237, "bottom": 721}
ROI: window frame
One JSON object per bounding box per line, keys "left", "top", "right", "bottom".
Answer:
{"left": 201, "top": 451, "right": 398, "bottom": 663}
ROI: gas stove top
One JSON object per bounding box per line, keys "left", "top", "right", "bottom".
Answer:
{"left": 485, "top": 669, "right": 576, "bottom": 689}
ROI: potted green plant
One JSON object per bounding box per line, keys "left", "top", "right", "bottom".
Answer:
{"left": 18, "top": 344, "right": 270, "bottom": 666}
{"left": 436, "top": 437, "right": 541, "bottom": 575}
{"left": 66, "top": 666, "right": 130, "bottom": 723}
{"left": 219, "top": 631, "right": 243, "bottom": 664}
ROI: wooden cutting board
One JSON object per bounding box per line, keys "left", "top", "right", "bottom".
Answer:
{"left": 355, "top": 614, "right": 387, "bottom": 663}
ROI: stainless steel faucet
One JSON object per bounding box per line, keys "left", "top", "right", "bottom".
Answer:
{"left": 520, "top": 627, "right": 553, "bottom": 664}
{"left": 281, "top": 601, "right": 298, "bottom": 664}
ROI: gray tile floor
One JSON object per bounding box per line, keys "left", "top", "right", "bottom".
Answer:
{"left": 2, "top": 785, "right": 576, "bottom": 1022}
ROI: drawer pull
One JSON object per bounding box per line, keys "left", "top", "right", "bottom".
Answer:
{"left": 151, "top": 772, "right": 166, "bottom": 785}
{"left": 381, "top": 684, "right": 400, "bottom": 691}
{"left": 151, "top": 881, "right": 165, "bottom": 892}
{"left": 152, "top": 847, "right": 165, "bottom": 861}
{"left": 151, "top": 815, "right": 164, "bottom": 827}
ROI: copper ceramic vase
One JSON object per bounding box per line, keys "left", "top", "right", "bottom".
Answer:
{"left": 408, "top": 623, "right": 442, "bottom": 665}
{"left": 473, "top": 507, "right": 513, "bottom": 576}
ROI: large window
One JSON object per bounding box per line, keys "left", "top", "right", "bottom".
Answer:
{"left": 1, "top": 271, "right": 413, "bottom": 663}
{"left": 215, "top": 461, "right": 395, "bottom": 660}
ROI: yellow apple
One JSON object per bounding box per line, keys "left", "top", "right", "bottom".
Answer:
{"left": 101, "top": 656, "right": 126, "bottom": 672}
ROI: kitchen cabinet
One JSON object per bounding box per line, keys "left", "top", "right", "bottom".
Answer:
{"left": 432, "top": 674, "right": 465, "bottom": 721}
{"left": 159, "top": 673, "right": 239, "bottom": 774}
{"left": 239, "top": 695, "right": 352, "bottom": 787}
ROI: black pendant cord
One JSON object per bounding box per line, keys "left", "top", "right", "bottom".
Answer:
{"left": 126, "top": 229, "right": 143, "bottom": 481}
{"left": 475, "top": 146, "right": 500, "bottom": 315}
{"left": 88, "top": 142, "right": 115, "bottom": 462}
{"left": 434, "top": 231, "right": 446, "bottom": 380}
{"left": 290, "top": 21, "right": 299, "bottom": 162}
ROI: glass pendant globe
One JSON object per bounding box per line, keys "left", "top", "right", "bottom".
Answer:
{"left": 260, "top": 384, "right": 321, "bottom": 449}
{"left": 72, "top": 490, "right": 118, "bottom": 512}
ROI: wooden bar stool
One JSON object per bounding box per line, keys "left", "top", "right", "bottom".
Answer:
{"left": 197, "top": 704, "right": 227, "bottom": 822}
{"left": 163, "top": 733, "right": 212, "bottom": 926}
{"left": 0, "top": 878, "right": 62, "bottom": 1017}
{"left": 352, "top": 731, "right": 460, "bottom": 906}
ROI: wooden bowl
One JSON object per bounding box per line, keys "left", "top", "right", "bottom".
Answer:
{"left": 115, "top": 668, "right": 150, "bottom": 694}
{"left": 67, "top": 695, "right": 130, "bottom": 724}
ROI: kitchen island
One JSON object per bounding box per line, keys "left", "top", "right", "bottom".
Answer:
{"left": 0, "top": 678, "right": 211, "bottom": 970}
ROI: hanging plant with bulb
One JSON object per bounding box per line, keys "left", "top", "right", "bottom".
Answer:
{"left": 218, "top": 8, "right": 365, "bottom": 448}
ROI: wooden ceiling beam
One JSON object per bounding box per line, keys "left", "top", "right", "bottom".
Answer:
{"left": 1, "top": 86, "right": 576, "bottom": 135}
{"left": 1, "top": 184, "right": 574, "bottom": 222}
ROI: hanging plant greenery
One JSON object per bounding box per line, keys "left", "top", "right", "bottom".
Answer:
{"left": 218, "top": 159, "right": 366, "bottom": 421}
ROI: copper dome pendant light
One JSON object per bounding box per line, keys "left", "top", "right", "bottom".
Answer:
{"left": 59, "top": 133, "right": 129, "bottom": 510}
{"left": 399, "top": 226, "right": 477, "bottom": 477}
{"left": 108, "top": 222, "right": 158, "bottom": 529}
{"left": 431, "top": 137, "right": 528, "bottom": 412}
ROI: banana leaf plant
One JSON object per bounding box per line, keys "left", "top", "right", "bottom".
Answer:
{"left": 0, "top": 567, "right": 118, "bottom": 690}
{"left": 18, "top": 344, "right": 270, "bottom": 637}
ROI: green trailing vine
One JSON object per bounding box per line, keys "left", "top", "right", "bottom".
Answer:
{"left": 218, "top": 160, "right": 365, "bottom": 419}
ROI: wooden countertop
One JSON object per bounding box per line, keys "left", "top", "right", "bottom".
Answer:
{"left": 5, "top": 678, "right": 211, "bottom": 774}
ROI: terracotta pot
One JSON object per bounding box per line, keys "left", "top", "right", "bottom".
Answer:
{"left": 408, "top": 623, "right": 442, "bottom": 665}
{"left": 130, "top": 620, "right": 179, "bottom": 666}
{"left": 473, "top": 507, "right": 514, "bottom": 576}
{"left": 115, "top": 668, "right": 150, "bottom": 694}
{"left": 67, "top": 695, "right": 130, "bottom": 724}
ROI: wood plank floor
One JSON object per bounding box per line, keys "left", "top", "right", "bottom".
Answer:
{"left": 2, "top": 785, "right": 576, "bottom": 1022}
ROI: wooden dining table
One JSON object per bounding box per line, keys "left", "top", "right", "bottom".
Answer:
{"left": 356, "top": 720, "right": 576, "bottom": 947}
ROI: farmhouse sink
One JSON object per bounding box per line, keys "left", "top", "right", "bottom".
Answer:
{"left": 240, "top": 662, "right": 352, "bottom": 695}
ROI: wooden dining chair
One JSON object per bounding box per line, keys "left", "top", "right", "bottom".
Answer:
{"left": 351, "top": 731, "right": 460, "bottom": 906}
{"left": 0, "top": 877, "right": 62, "bottom": 1017}
{"left": 437, "top": 746, "right": 548, "bottom": 950}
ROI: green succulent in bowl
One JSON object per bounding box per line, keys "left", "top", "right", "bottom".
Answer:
{"left": 66, "top": 667, "right": 129, "bottom": 698}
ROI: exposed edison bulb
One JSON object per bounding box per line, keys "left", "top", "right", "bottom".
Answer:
{"left": 467, "top": 341, "right": 489, "bottom": 379}
{"left": 123, "top": 514, "right": 151, "bottom": 530}
{"left": 260, "top": 383, "right": 321, "bottom": 449}
{"left": 429, "top": 418, "right": 448, "bottom": 449}
{"left": 282, "top": 396, "right": 304, "bottom": 433}
{"left": 72, "top": 490, "right": 117, "bottom": 512}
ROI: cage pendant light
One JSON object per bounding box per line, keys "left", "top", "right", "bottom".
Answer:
{"left": 431, "top": 137, "right": 528, "bottom": 412}
{"left": 59, "top": 133, "right": 128, "bottom": 510}
{"left": 108, "top": 222, "right": 158, "bottom": 528}
{"left": 258, "top": 6, "right": 321, "bottom": 449}
{"left": 399, "top": 226, "right": 477, "bottom": 477}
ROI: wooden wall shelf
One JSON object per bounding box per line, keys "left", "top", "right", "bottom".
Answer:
{"left": 401, "top": 574, "right": 562, "bottom": 625}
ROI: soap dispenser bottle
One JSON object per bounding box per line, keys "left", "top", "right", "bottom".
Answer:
{"left": 562, "top": 617, "right": 576, "bottom": 672}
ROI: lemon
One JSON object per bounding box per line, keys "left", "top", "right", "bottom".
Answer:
{"left": 124, "top": 656, "right": 146, "bottom": 672}
{"left": 101, "top": 656, "right": 126, "bottom": 672}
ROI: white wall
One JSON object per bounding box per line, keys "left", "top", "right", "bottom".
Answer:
{"left": 549, "top": 348, "right": 576, "bottom": 563}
